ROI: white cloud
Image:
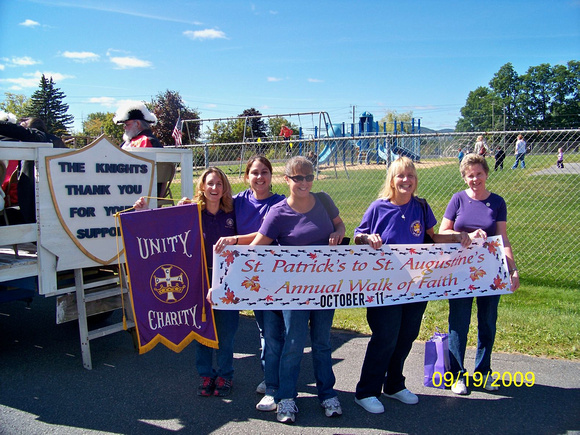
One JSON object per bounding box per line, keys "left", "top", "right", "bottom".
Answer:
{"left": 307, "top": 78, "right": 324, "bottom": 83}
{"left": 267, "top": 77, "right": 282, "bottom": 82}
{"left": 0, "top": 71, "right": 74, "bottom": 90}
{"left": 20, "top": 19, "right": 40, "bottom": 27}
{"left": 115, "top": 99, "right": 146, "bottom": 109}
{"left": 62, "top": 51, "right": 100, "bottom": 62}
{"left": 44, "top": 72, "right": 75, "bottom": 82}
{"left": 109, "top": 56, "right": 152, "bottom": 69}
{"left": 0, "top": 76, "right": 39, "bottom": 89}
{"left": 412, "top": 105, "right": 437, "bottom": 111}
{"left": 183, "top": 29, "right": 227, "bottom": 40}
{"left": 4, "top": 56, "right": 41, "bottom": 67}
{"left": 87, "top": 97, "right": 117, "bottom": 106}
{"left": 269, "top": 10, "right": 278, "bottom": 15}
{"left": 0, "top": 64, "right": 5, "bottom": 71}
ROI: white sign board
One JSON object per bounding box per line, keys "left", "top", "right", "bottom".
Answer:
{"left": 38, "top": 136, "right": 155, "bottom": 271}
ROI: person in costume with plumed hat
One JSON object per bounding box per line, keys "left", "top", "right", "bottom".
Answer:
{"left": 113, "top": 102, "right": 163, "bottom": 149}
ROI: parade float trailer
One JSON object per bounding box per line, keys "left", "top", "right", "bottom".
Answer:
{"left": 0, "top": 137, "right": 193, "bottom": 369}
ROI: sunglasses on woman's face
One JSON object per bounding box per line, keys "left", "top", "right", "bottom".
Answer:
{"left": 287, "top": 174, "right": 315, "bottom": 182}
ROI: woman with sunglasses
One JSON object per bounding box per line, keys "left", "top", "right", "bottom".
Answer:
{"left": 250, "top": 156, "right": 346, "bottom": 424}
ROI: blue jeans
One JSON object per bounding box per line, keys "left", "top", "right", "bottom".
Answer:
{"left": 512, "top": 153, "right": 526, "bottom": 168}
{"left": 263, "top": 310, "right": 286, "bottom": 395}
{"left": 254, "top": 310, "right": 266, "bottom": 372}
{"left": 276, "top": 309, "right": 336, "bottom": 403}
{"left": 196, "top": 309, "right": 239, "bottom": 380}
{"left": 355, "top": 302, "right": 427, "bottom": 399}
{"left": 448, "top": 296, "right": 500, "bottom": 376}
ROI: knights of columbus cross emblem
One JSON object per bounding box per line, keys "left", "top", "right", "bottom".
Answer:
{"left": 150, "top": 264, "right": 189, "bottom": 303}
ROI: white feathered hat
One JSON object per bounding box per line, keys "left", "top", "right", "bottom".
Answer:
{"left": 113, "top": 101, "right": 157, "bottom": 125}
{"left": 0, "top": 111, "right": 18, "bottom": 124}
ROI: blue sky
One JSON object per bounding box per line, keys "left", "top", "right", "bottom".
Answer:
{"left": 1, "top": 0, "right": 579, "bottom": 132}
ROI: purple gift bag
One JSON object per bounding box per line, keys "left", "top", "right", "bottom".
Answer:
{"left": 424, "top": 331, "right": 450, "bottom": 389}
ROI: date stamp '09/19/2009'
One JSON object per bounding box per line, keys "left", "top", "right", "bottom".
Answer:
{"left": 432, "top": 371, "right": 536, "bottom": 388}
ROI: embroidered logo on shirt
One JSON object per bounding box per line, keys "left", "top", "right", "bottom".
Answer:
{"left": 410, "top": 220, "right": 422, "bottom": 238}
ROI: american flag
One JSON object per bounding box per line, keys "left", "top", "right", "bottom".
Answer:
{"left": 172, "top": 116, "right": 183, "bottom": 145}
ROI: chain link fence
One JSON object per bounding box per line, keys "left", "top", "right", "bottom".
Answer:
{"left": 177, "top": 128, "right": 579, "bottom": 288}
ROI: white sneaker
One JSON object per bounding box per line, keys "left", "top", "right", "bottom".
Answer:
{"left": 277, "top": 399, "right": 298, "bottom": 424}
{"left": 355, "top": 396, "right": 385, "bottom": 414}
{"left": 483, "top": 374, "right": 499, "bottom": 391}
{"left": 451, "top": 377, "right": 468, "bottom": 395}
{"left": 255, "top": 380, "right": 266, "bottom": 394}
{"left": 384, "top": 388, "right": 419, "bottom": 405}
{"left": 256, "top": 394, "right": 276, "bottom": 411}
{"left": 321, "top": 396, "right": 342, "bottom": 417}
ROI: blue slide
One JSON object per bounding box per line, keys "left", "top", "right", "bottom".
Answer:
{"left": 317, "top": 141, "right": 337, "bottom": 165}
{"left": 317, "top": 124, "right": 343, "bottom": 165}
{"left": 377, "top": 141, "right": 421, "bottom": 162}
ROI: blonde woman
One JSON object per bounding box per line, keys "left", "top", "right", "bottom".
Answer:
{"left": 353, "top": 157, "right": 470, "bottom": 414}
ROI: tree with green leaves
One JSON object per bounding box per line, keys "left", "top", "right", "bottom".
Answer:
{"left": 488, "top": 63, "right": 522, "bottom": 129}
{"left": 457, "top": 61, "right": 580, "bottom": 132}
{"left": 519, "top": 63, "right": 555, "bottom": 129}
{"left": 83, "top": 112, "right": 124, "bottom": 143}
{"left": 378, "top": 110, "right": 414, "bottom": 133}
{"left": 455, "top": 87, "right": 495, "bottom": 132}
{"left": 268, "top": 117, "right": 299, "bottom": 139}
{"left": 205, "top": 108, "right": 272, "bottom": 144}
{"left": 547, "top": 61, "right": 580, "bottom": 128}
{"left": 0, "top": 92, "right": 30, "bottom": 119}
{"left": 206, "top": 118, "right": 246, "bottom": 144}
{"left": 239, "top": 108, "right": 268, "bottom": 140}
{"left": 26, "top": 74, "right": 74, "bottom": 136}
{"left": 150, "top": 90, "right": 200, "bottom": 145}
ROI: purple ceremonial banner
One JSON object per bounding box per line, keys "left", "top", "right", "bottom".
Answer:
{"left": 119, "top": 204, "right": 218, "bottom": 354}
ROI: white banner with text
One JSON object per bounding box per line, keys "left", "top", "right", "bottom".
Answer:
{"left": 211, "top": 236, "right": 513, "bottom": 310}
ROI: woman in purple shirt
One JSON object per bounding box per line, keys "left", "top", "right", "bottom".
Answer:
{"left": 213, "top": 156, "right": 285, "bottom": 412}
{"left": 251, "top": 156, "right": 346, "bottom": 424}
{"left": 135, "top": 167, "right": 238, "bottom": 398}
{"left": 440, "top": 153, "right": 520, "bottom": 395}
{"left": 353, "top": 157, "right": 469, "bottom": 415}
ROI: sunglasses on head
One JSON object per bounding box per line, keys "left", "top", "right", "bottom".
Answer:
{"left": 287, "top": 174, "right": 315, "bottom": 182}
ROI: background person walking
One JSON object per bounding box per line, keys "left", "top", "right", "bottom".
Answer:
{"left": 511, "top": 134, "right": 526, "bottom": 169}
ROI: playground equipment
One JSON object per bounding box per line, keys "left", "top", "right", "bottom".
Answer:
{"left": 182, "top": 111, "right": 336, "bottom": 174}
{"left": 356, "top": 112, "right": 422, "bottom": 163}
{"left": 315, "top": 112, "right": 422, "bottom": 168}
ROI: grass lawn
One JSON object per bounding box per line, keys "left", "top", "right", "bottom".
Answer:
{"left": 173, "top": 153, "right": 579, "bottom": 360}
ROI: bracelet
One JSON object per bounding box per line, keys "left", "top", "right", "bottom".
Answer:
{"left": 234, "top": 236, "right": 238, "bottom": 245}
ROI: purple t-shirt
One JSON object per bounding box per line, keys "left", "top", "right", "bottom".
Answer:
{"left": 355, "top": 197, "right": 437, "bottom": 244}
{"left": 443, "top": 190, "right": 507, "bottom": 236}
{"left": 259, "top": 192, "right": 339, "bottom": 246}
{"left": 202, "top": 208, "right": 235, "bottom": 269}
{"left": 233, "top": 189, "right": 285, "bottom": 234}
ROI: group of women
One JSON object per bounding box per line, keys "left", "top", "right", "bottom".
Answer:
{"left": 135, "top": 152, "right": 519, "bottom": 425}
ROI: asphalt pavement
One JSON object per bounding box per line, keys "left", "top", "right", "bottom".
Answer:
{"left": 1, "top": 295, "right": 579, "bottom": 435}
